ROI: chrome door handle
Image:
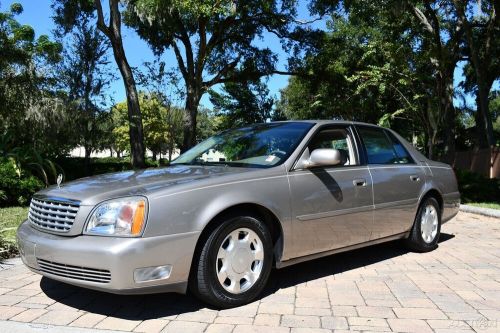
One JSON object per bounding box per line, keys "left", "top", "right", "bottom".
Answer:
{"left": 353, "top": 179, "right": 367, "bottom": 187}
{"left": 410, "top": 175, "right": 420, "bottom": 182}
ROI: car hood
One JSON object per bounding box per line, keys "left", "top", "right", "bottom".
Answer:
{"left": 34, "top": 165, "right": 254, "bottom": 206}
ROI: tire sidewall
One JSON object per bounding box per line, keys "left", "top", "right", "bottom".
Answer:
{"left": 204, "top": 215, "right": 273, "bottom": 305}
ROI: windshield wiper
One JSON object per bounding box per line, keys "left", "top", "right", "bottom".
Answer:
{"left": 196, "top": 161, "right": 229, "bottom": 167}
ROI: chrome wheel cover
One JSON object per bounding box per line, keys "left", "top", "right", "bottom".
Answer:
{"left": 216, "top": 228, "right": 264, "bottom": 294}
{"left": 420, "top": 205, "right": 438, "bottom": 243}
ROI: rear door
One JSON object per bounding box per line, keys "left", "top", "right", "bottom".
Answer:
{"left": 287, "top": 125, "right": 373, "bottom": 257}
{"left": 356, "top": 126, "right": 425, "bottom": 239}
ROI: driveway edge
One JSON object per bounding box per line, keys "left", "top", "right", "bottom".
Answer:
{"left": 460, "top": 204, "right": 500, "bottom": 218}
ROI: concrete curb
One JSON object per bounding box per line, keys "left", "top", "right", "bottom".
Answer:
{"left": 460, "top": 204, "right": 500, "bottom": 218}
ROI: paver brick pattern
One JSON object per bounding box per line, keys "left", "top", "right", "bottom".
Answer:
{"left": 0, "top": 212, "right": 499, "bottom": 332}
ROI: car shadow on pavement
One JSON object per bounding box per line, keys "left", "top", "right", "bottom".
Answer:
{"left": 40, "top": 233, "right": 455, "bottom": 319}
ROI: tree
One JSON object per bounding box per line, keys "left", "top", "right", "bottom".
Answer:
{"left": 136, "top": 59, "right": 184, "bottom": 161}
{"left": 57, "top": 12, "right": 114, "bottom": 173}
{"left": 281, "top": 0, "right": 488, "bottom": 160}
{"left": 111, "top": 93, "right": 184, "bottom": 161}
{"left": 454, "top": 0, "right": 499, "bottom": 148}
{"left": 125, "top": 0, "right": 299, "bottom": 151}
{"left": 0, "top": 2, "right": 65, "bottom": 156}
{"left": 403, "top": 0, "right": 466, "bottom": 162}
{"left": 209, "top": 80, "right": 275, "bottom": 130}
{"left": 53, "top": 0, "right": 146, "bottom": 167}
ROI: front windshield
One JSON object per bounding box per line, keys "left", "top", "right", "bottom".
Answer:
{"left": 172, "top": 122, "right": 314, "bottom": 168}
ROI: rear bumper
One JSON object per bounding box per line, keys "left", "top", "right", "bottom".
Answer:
{"left": 17, "top": 220, "right": 200, "bottom": 294}
{"left": 442, "top": 191, "right": 460, "bottom": 224}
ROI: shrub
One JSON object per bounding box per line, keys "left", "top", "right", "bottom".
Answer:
{"left": 57, "top": 157, "right": 164, "bottom": 181}
{"left": 0, "top": 158, "right": 44, "bottom": 207}
{"left": 455, "top": 169, "right": 500, "bottom": 204}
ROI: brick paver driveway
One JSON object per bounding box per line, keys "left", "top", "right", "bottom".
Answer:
{"left": 1, "top": 212, "right": 499, "bottom": 333}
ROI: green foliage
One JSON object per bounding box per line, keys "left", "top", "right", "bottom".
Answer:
{"left": 0, "top": 158, "right": 44, "bottom": 207}
{"left": 1, "top": 2, "right": 68, "bottom": 158}
{"left": 209, "top": 80, "right": 276, "bottom": 131}
{"left": 112, "top": 92, "right": 184, "bottom": 159}
{"left": 0, "top": 206, "right": 29, "bottom": 258}
{"left": 125, "top": 0, "right": 301, "bottom": 148}
{"left": 455, "top": 169, "right": 500, "bottom": 204}
{"left": 278, "top": 11, "right": 403, "bottom": 124}
{"left": 196, "top": 108, "right": 221, "bottom": 141}
{"left": 56, "top": 9, "right": 115, "bottom": 169}
{"left": 279, "top": 0, "right": 490, "bottom": 158}
{"left": 6, "top": 148, "right": 64, "bottom": 186}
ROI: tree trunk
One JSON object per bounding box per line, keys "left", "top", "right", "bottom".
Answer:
{"left": 96, "top": 0, "right": 145, "bottom": 168}
{"left": 111, "top": 43, "right": 146, "bottom": 168}
{"left": 474, "top": 94, "right": 488, "bottom": 148}
{"left": 436, "top": 69, "right": 456, "bottom": 164}
{"left": 441, "top": 85, "right": 456, "bottom": 164}
{"left": 477, "top": 82, "right": 495, "bottom": 147}
{"left": 84, "top": 146, "right": 92, "bottom": 176}
{"left": 181, "top": 88, "right": 201, "bottom": 152}
{"left": 454, "top": 1, "right": 495, "bottom": 147}
{"left": 152, "top": 151, "right": 157, "bottom": 161}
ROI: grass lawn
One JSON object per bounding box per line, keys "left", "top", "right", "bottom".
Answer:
{"left": 0, "top": 206, "right": 28, "bottom": 259}
{"left": 466, "top": 202, "right": 500, "bottom": 210}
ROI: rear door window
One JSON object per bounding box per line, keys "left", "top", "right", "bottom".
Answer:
{"left": 357, "top": 126, "right": 413, "bottom": 164}
{"left": 386, "top": 131, "right": 414, "bottom": 164}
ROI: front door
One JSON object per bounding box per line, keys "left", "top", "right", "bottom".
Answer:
{"left": 288, "top": 125, "right": 373, "bottom": 258}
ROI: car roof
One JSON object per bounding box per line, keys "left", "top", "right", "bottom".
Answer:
{"left": 272, "top": 120, "right": 381, "bottom": 127}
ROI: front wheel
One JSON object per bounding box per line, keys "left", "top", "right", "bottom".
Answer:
{"left": 190, "top": 215, "right": 273, "bottom": 308}
{"left": 405, "top": 197, "right": 441, "bottom": 252}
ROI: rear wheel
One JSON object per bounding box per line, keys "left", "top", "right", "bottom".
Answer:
{"left": 406, "top": 197, "right": 441, "bottom": 252}
{"left": 190, "top": 214, "right": 273, "bottom": 308}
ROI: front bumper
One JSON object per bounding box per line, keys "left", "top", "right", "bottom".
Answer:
{"left": 17, "top": 220, "right": 200, "bottom": 294}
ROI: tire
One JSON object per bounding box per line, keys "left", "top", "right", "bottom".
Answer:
{"left": 190, "top": 214, "right": 273, "bottom": 308}
{"left": 406, "top": 197, "right": 441, "bottom": 252}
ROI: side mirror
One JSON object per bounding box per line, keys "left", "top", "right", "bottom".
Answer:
{"left": 306, "top": 148, "right": 342, "bottom": 168}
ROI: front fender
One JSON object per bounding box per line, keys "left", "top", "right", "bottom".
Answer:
{"left": 144, "top": 170, "right": 292, "bottom": 257}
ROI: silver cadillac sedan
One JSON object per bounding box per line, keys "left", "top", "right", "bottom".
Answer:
{"left": 17, "top": 121, "right": 460, "bottom": 307}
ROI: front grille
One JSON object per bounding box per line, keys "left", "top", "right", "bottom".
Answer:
{"left": 28, "top": 198, "right": 79, "bottom": 232}
{"left": 37, "top": 258, "right": 111, "bottom": 283}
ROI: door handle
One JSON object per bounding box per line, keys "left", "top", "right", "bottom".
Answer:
{"left": 353, "top": 178, "right": 367, "bottom": 187}
{"left": 410, "top": 175, "right": 420, "bottom": 182}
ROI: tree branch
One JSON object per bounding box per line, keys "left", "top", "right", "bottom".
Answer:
{"left": 174, "top": 13, "right": 195, "bottom": 79}
{"left": 203, "top": 56, "right": 241, "bottom": 88}
{"left": 196, "top": 17, "right": 207, "bottom": 83}
{"left": 410, "top": 4, "right": 434, "bottom": 34}
{"left": 109, "top": 0, "right": 122, "bottom": 40}
{"left": 172, "top": 41, "right": 189, "bottom": 83}
{"left": 94, "top": 0, "right": 110, "bottom": 37}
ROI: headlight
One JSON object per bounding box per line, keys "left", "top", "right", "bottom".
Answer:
{"left": 85, "top": 197, "right": 148, "bottom": 237}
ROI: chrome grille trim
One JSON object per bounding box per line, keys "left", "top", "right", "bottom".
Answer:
{"left": 37, "top": 259, "right": 111, "bottom": 283}
{"left": 28, "top": 198, "right": 80, "bottom": 232}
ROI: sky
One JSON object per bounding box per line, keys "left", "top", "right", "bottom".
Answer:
{"left": 4, "top": 0, "right": 492, "bottom": 111}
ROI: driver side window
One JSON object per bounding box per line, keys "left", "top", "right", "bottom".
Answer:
{"left": 308, "top": 127, "right": 357, "bottom": 166}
